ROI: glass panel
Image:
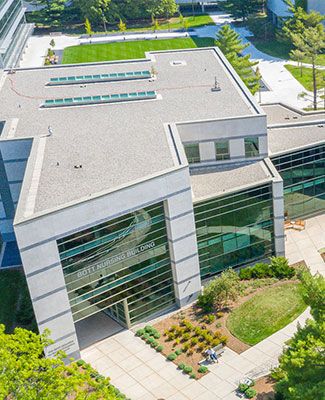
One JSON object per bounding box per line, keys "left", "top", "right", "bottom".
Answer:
{"left": 194, "top": 184, "right": 275, "bottom": 279}
{"left": 245, "top": 137, "right": 259, "bottom": 158}
{"left": 57, "top": 203, "right": 175, "bottom": 324}
{"left": 184, "top": 144, "right": 200, "bottom": 164}
{"left": 215, "top": 140, "right": 230, "bottom": 161}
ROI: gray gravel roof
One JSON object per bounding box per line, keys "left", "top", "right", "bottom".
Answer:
{"left": 263, "top": 104, "right": 325, "bottom": 125}
{"left": 0, "top": 48, "right": 259, "bottom": 216}
{"left": 191, "top": 160, "right": 273, "bottom": 202}
{"left": 268, "top": 123, "right": 325, "bottom": 156}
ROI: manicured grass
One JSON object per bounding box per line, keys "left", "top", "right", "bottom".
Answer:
{"left": 0, "top": 269, "right": 36, "bottom": 333}
{"left": 62, "top": 37, "right": 215, "bottom": 64}
{"left": 285, "top": 64, "right": 325, "bottom": 92}
{"left": 227, "top": 283, "right": 306, "bottom": 345}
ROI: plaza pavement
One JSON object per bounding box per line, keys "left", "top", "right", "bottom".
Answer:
{"left": 81, "top": 214, "right": 325, "bottom": 399}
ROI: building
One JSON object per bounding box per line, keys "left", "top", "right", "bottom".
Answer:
{"left": 267, "top": 0, "right": 325, "bottom": 27}
{"left": 0, "top": 48, "right": 324, "bottom": 359}
{"left": 0, "top": 0, "right": 33, "bottom": 69}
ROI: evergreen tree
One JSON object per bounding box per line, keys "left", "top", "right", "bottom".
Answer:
{"left": 84, "top": 18, "right": 93, "bottom": 36}
{"left": 118, "top": 18, "right": 126, "bottom": 33}
{"left": 146, "top": 0, "right": 178, "bottom": 18}
{"left": 216, "top": 25, "right": 260, "bottom": 94}
{"left": 221, "top": 0, "right": 263, "bottom": 22}
{"left": 32, "top": 0, "right": 66, "bottom": 27}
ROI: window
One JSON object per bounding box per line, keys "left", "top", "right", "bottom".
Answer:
{"left": 184, "top": 143, "right": 200, "bottom": 164}
{"left": 245, "top": 137, "right": 259, "bottom": 158}
{"left": 215, "top": 140, "right": 230, "bottom": 161}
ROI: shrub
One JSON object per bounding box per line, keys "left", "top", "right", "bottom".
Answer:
{"left": 170, "top": 325, "right": 178, "bottom": 332}
{"left": 251, "top": 263, "right": 271, "bottom": 279}
{"left": 147, "top": 337, "right": 154, "bottom": 344}
{"left": 150, "top": 340, "right": 158, "bottom": 348}
{"left": 153, "top": 332, "right": 161, "bottom": 339}
{"left": 205, "top": 314, "right": 216, "bottom": 324}
{"left": 178, "top": 362, "right": 185, "bottom": 370}
{"left": 174, "top": 338, "right": 181, "bottom": 345}
{"left": 135, "top": 329, "right": 145, "bottom": 337}
{"left": 182, "top": 333, "right": 191, "bottom": 341}
{"left": 183, "top": 365, "right": 193, "bottom": 374}
{"left": 215, "top": 322, "right": 222, "bottom": 328}
{"left": 142, "top": 333, "right": 150, "bottom": 341}
{"left": 144, "top": 325, "right": 154, "bottom": 334}
{"left": 167, "top": 353, "right": 177, "bottom": 361}
{"left": 175, "top": 349, "right": 182, "bottom": 356}
{"left": 156, "top": 345, "right": 163, "bottom": 352}
{"left": 194, "top": 326, "right": 202, "bottom": 336}
{"left": 163, "top": 329, "right": 169, "bottom": 336}
{"left": 245, "top": 388, "right": 257, "bottom": 399}
{"left": 167, "top": 332, "right": 175, "bottom": 341}
{"left": 182, "top": 343, "right": 190, "bottom": 352}
{"left": 220, "top": 335, "right": 228, "bottom": 345}
{"left": 213, "top": 331, "right": 222, "bottom": 339}
{"left": 216, "top": 312, "right": 224, "bottom": 318}
{"left": 187, "top": 349, "right": 194, "bottom": 355}
{"left": 270, "top": 256, "right": 295, "bottom": 279}
{"left": 212, "top": 339, "right": 221, "bottom": 347}
{"left": 198, "top": 365, "right": 208, "bottom": 374}
{"left": 239, "top": 267, "right": 253, "bottom": 280}
{"left": 76, "top": 359, "right": 86, "bottom": 367}
{"left": 198, "top": 343, "right": 206, "bottom": 352}
{"left": 238, "top": 383, "right": 249, "bottom": 393}
{"left": 190, "top": 337, "right": 199, "bottom": 346}
{"left": 190, "top": 373, "right": 196, "bottom": 379}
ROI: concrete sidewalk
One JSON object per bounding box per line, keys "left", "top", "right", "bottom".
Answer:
{"left": 82, "top": 216, "right": 324, "bottom": 400}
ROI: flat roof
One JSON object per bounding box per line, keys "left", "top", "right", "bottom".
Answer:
{"left": 268, "top": 123, "right": 325, "bottom": 156}
{"left": 263, "top": 103, "right": 325, "bottom": 125}
{"left": 0, "top": 48, "right": 261, "bottom": 219}
{"left": 191, "top": 160, "right": 273, "bottom": 203}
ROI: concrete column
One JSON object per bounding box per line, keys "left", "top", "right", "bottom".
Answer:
{"left": 229, "top": 138, "right": 245, "bottom": 159}
{"left": 199, "top": 142, "right": 215, "bottom": 162}
{"left": 164, "top": 189, "right": 202, "bottom": 308}
{"left": 14, "top": 230, "right": 80, "bottom": 360}
{"left": 272, "top": 178, "right": 285, "bottom": 256}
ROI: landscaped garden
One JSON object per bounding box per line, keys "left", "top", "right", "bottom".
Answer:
{"left": 62, "top": 37, "right": 214, "bottom": 64}
{"left": 133, "top": 257, "right": 307, "bottom": 380}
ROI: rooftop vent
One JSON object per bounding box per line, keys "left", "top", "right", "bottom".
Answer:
{"left": 48, "top": 70, "right": 151, "bottom": 86}
{"left": 170, "top": 60, "right": 187, "bottom": 67}
{"left": 42, "top": 91, "right": 157, "bottom": 108}
{"left": 211, "top": 77, "right": 221, "bottom": 92}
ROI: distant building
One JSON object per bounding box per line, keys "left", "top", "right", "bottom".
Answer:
{"left": 267, "top": 0, "right": 325, "bottom": 27}
{"left": 0, "top": 0, "right": 33, "bottom": 69}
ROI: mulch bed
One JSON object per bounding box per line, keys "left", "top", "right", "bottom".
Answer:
{"left": 253, "top": 375, "right": 276, "bottom": 400}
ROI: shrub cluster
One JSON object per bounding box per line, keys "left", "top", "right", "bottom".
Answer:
{"left": 178, "top": 363, "right": 194, "bottom": 376}
{"left": 239, "top": 257, "right": 295, "bottom": 280}
{"left": 238, "top": 380, "right": 256, "bottom": 399}
{"left": 165, "top": 320, "right": 227, "bottom": 354}
{"left": 135, "top": 325, "right": 163, "bottom": 352}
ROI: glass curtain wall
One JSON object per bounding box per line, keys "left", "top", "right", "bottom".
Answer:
{"left": 272, "top": 145, "right": 325, "bottom": 218}
{"left": 0, "top": 0, "right": 23, "bottom": 46}
{"left": 194, "top": 184, "right": 275, "bottom": 279}
{"left": 57, "top": 202, "right": 175, "bottom": 325}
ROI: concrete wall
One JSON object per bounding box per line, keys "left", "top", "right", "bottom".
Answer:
{"left": 267, "top": 0, "right": 291, "bottom": 17}
{"left": 177, "top": 115, "right": 268, "bottom": 166}
{"left": 0, "top": 139, "right": 32, "bottom": 244}
{"left": 14, "top": 165, "right": 201, "bottom": 359}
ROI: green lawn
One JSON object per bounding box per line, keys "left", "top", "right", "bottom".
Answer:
{"left": 252, "top": 38, "right": 325, "bottom": 66}
{"left": 62, "top": 37, "right": 215, "bottom": 64}
{"left": 227, "top": 283, "right": 306, "bottom": 345}
{"left": 0, "top": 269, "right": 36, "bottom": 333}
{"left": 285, "top": 64, "right": 325, "bottom": 92}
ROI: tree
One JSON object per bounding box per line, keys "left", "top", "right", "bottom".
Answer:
{"left": 32, "top": 0, "right": 66, "bottom": 27}
{"left": 221, "top": 0, "right": 263, "bottom": 22}
{"left": 197, "top": 269, "right": 242, "bottom": 311}
{"left": 49, "top": 39, "right": 55, "bottom": 48}
{"left": 216, "top": 25, "right": 260, "bottom": 94}
{"left": 147, "top": 0, "right": 178, "bottom": 18}
{"left": 84, "top": 18, "right": 93, "bottom": 37}
{"left": 118, "top": 18, "right": 126, "bottom": 33}
{"left": 0, "top": 325, "right": 124, "bottom": 399}
{"left": 76, "top": 0, "right": 111, "bottom": 24}
{"left": 290, "top": 48, "right": 305, "bottom": 77}
{"left": 272, "top": 273, "right": 325, "bottom": 400}
{"left": 290, "top": 25, "right": 325, "bottom": 110}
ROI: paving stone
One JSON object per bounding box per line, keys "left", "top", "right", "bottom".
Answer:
{"left": 95, "top": 338, "right": 122, "bottom": 354}
{"left": 129, "top": 364, "right": 153, "bottom": 380}
{"left": 167, "top": 392, "right": 190, "bottom": 400}
{"left": 151, "top": 382, "right": 178, "bottom": 398}
{"left": 141, "top": 372, "right": 166, "bottom": 390}
{"left": 90, "top": 355, "right": 115, "bottom": 372}
{"left": 112, "top": 372, "right": 137, "bottom": 391}
{"left": 159, "top": 364, "right": 180, "bottom": 380}
{"left": 108, "top": 348, "right": 132, "bottom": 363}
{"left": 102, "top": 365, "right": 125, "bottom": 380}
{"left": 169, "top": 372, "right": 193, "bottom": 390}
{"left": 135, "top": 347, "right": 158, "bottom": 362}
{"left": 225, "top": 356, "right": 256, "bottom": 375}
{"left": 200, "top": 372, "right": 223, "bottom": 390}
{"left": 123, "top": 383, "right": 152, "bottom": 400}
{"left": 211, "top": 363, "right": 239, "bottom": 380}
{"left": 212, "top": 380, "right": 237, "bottom": 398}
{"left": 181, "top": 381, "right": 210, "bottom": 399}
{"left": 119, "top": 354, "right": 144, "bottom": 372}
{"left": 196, "top": 391, "right": 222, "bottom": 400}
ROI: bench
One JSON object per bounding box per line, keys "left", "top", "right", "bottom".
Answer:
{"left": 198, "top": 343, "right": 225, "bottom": 365}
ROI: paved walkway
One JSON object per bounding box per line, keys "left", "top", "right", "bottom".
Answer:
{"left": 82, "top": 215, "right": 325, "bottom": 399}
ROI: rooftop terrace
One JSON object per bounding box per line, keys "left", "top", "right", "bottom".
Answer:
{"left": 0, "top": 48, "right": 261, "bottom": 220}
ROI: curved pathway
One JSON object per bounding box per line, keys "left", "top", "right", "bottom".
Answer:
{"left": 81, "top": 214, "right": 325, "bottom": 399}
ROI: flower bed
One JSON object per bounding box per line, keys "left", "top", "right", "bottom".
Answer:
{"left": 135, "top": 316, "right": 228, "bottom": 379}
